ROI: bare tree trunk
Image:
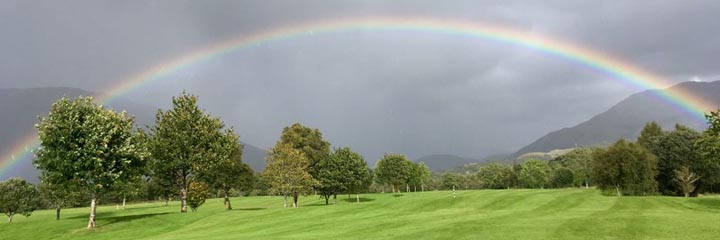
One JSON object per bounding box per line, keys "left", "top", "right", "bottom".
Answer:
{"left": 406, "top": 184, "right": 409, "bottom": 193}
{"left": 225, "top": 192, "right": 232, "bottom": 210}
{"left": 180, "top": 188, "right": 188, "bottom": 213}
{"left": 615, "top": 185, "right": 622, "bottom": 197}
{"left": 7, "top": 213, "right": 13, "bottom": 223}
{"left": 333, "top": 194, "right": 337, "bottom": 205}
{"left": 356, "top": 194, "right": 360, "bottom": 203}
{"left": 292, "top": 192, "right": 299, "bottom": 208}
{"left": 283, "top": 193, "right": 288, "bottom": 208}
{"left": 122, "top": 197, "right": 126, "bottom": 210}
{"left": 414, "top": 186, "right": 417, "bottom": 192}
{"left": 585, "top": 181, "right": 589, "bottom": 189}
{"left": 87, "top": 194, "right": 97, "bottom": 229}
{"left": 163, "top": 198, "right": 169, "bottom": 206}
{"left": 56, "top": 207, "right": 61, "bottom": 220}
{"left": 422, "top": 185, "right": 425, "bottom": 192}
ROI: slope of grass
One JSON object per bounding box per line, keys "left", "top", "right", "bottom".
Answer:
{"left": 1, "top": 189, "right": 718, "bottom": 239}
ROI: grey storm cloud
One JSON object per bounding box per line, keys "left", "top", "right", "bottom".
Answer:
{"left": 1, "top": 0, "right": 719, "bottom": 162}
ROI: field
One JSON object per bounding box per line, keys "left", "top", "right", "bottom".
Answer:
{"left": 1, "top": 189, "right": 718, "bottom": 239}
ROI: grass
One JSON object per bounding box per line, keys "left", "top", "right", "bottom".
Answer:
{"left": 1, "top": 189, "right": 718, "bottom": 239}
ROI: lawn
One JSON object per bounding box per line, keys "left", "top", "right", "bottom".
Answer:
{"left": 1, "top": 189, "right": 718, "bottom": 239}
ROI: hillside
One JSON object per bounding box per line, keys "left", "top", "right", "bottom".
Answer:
{"left": 0, "top": 88, "right": 266, "bottom": 181}
{"left": 515, "top": 81, "right": 720, "bottom": 155}
{"left": 413, "top": 154, "right": 481, "bottom": 171}
{"left": 0, "top": 189, "right": 718, "bottom": 239}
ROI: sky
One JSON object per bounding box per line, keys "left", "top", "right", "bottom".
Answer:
{"left": 1, "top": 0, "right": 720, "bottom": 161}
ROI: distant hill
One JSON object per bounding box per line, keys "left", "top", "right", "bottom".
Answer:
{"left": 414, "top": 154, "right": 482, "bottom": 171}
{"left": 0, "top": 87, "right": 266, "bottom": 181}
{"left": 515, "top": 81, "right": 720, "bottom": 155}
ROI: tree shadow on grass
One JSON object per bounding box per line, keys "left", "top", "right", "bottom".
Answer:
{"left": 342, "top": 197, "right": 376, "bottom": 203}
{"left": 392, "top": 194, "right": 404, "bottom": 198}
{"left": 230, "top": 207, "right": 266, "bottom": 211}
{"left": 98, "top": 212, "right": 172, "bottom": 227}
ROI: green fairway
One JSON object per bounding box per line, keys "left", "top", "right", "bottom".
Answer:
{"left": 1, "top": 189, "right": 718, "bottom": 239}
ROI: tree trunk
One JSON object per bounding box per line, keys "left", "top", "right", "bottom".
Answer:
{"left": 283, "top": 193, "right": 288, "bottom": 208}
{"left": 333, "top": 194, "right": 337, "bottom": 205}
{"left": 164, "top": 198, "right": 169, "bottom": 206}
{"left": 7, "top": 213, "right": 13, "bottom": 223}
{"left": 406, "top": 184, "right": 409, "bottom": 193}
{"left": 323, "top": 194, "right": 330, "bottom": 205}
{"left": 292, "top": 192, "right": 299, "bottom": 208}
{"left": 356, "top": 194, "right": 360, "bottom": 203}
{"left": 615, "top": 185, "right": 622, "bottom": 197}
{"left": 422, "top": 185, "right": 425, "bottom": 192}
{"left": 122, "top": 197, "right": 126, "bottom": 210}
{"left": 180, "top": 188, "right": 188, "bottom": 213}
{"left": 56, "top": 207, "right": 61, "bottom": 220}
{"left": 87, "top": 194, "right": 97, "bottom": 229}
{"left": 585, "top": 181, "right": 589, "bottom": 189}
{"left": 225, "top": 192, "right": 232, "bottom": 210}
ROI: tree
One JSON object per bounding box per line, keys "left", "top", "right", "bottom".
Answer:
{"left": 374, "top": 154, "right": 413, "bottom": 193}
{"left": 187, "top": 182, "right": 210, "bottom": 212}
{"left": 476, "top": 163, "right": 514, "bottom": 189}
{"left": 440, "top": 173, "right": 466, "bottom": 190}
{"left": 550, "top": 147, "right": 594, "bottom": 188}
{"left": 674, "top": 166, "right": 700, "bottom": 197}
{"left": 316, "top": 147, "right": 370, "bottom": 204}
{"left": 637, "top": 121, "right": 664, "bottom": 150}
{"left": 551, "top": 167, "right": 575, "bottom": 188}
{"left": 196, "top": 129, "right": 254, "bottom": 210}
{"left": 650, "top": 125, "right": 701, "bottom": 195}
{"left": 277, "top": 123, "right": 330, "bottom": 178}
{"left": 416, "top": 162, "right": 431, "bottom": 192}
{"left": 591, "top": 139, "right": 658, "bottom": 196}
{"left": 0, "top": 178, "right": 42, "bottom": 223}
{"left": 519, "top": 159, "right": 550, "bottom": 189}
{"left": 696, "top": 110, "right": 720, "bottom": 193}
{"left": 147, "top": 92, "right": 230, "bottom": 213}
{"left": 38, "top": 179, "right": 80, "bottom": 220}
{"left": 34, "top": 97, "right": 146, "bottom": 228}
{"left": 264, "top": 143, "right": 318, "bottom": 208}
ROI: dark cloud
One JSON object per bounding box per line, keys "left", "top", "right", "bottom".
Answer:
{"left": 1, "top": 0, "right": 718, "bottom": 162}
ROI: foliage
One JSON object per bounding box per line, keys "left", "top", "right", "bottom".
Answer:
{"left": 414, "top": 162, "right": 431, "bottom": 191}
{"left": 316, "top": 147, "right": 372, "bottom": 204}
{"left": 549, "top": 147, "right": 594, "bottom": 187}
{"left": 591, "top": 139, "right": 658, "bottom": 196}
{"left": 673, "top": 166, "right": 700, "bottom": 197}
{"left": 264, "top": 143, "right": 318, "bottom": 207}
{"left": 147, "top": 92, "right": 232, "bottom": 213}
{"left": 551, "top": 167, "right": 575, "bottom": 188}
{"left": 34, "top": 97, "right": 145, "bottom": 228}
{"left": 519, "top": 159, "right": 550, "bottom": 188}
{"left": 187, "top": 182, "right": 210, "bottom": 212}
{"left": 476, "top": 163, "right": 514, "bottom": 189}
{"left": 648, "top": 124, "right": 701, "bottom": 195}
{"left": 374, "top": 154, "right": 414, "bottom": 192}
{"left": 637, "top": 121, "right": 664, "bottom": 149}
{"left": 277, "top": 123, "right": 330, "bottom": 177}
{"left": 0, "top": 178, "right": 42, "bottom": 223}
{"left": 696, "top": 110, "right": 720, "bottom": 192}
{"left": 196, "top": 128, "right": 254, "bottom": 210}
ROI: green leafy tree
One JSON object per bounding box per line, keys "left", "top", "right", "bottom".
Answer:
{"left": 477, "top": 163, "right": 514, "bottom": 189}
{"left": 696, "top": 110, "right": 720, "bottom": 193}
{"left": 187, "top": 182, "right": 210, "bottom": 212}
{"left": 550, "top": 147, "right": 594, "bottom": 188}
{"left": 551, "top": 167, "right": 575, "bottom": 188}
{"left": 591, "top": 139, "right": 658, "bottom": 196}
{"left": 196, "top": 130, "right": 254, "bottom": 210}
{"left": 374, "top": 154, "right": 413, "bottom": 193}
{"left": 34, "top": 97, "right": 146, "bottom": 228}
{"left": 416, "top": 162, "right": 431, "bottom": 192}
{"left": 519, "top": 159, "right": 550, "bottom": 188}
{"left": 147, "top": 92, "right": 231, "bottom": 213}
{"left": 316, "top": 147, "right": 370, "bottom": 204}
{"left": 637, "top": 121, "right": 664, "bottom": 150}
{"left": 264, "top": 143, "right": 318, "bottom": 208}
{"left": 651, "top": 125, "right": 701, "bottom": 195}
{"left": 38, "top": 178, "right": 85, "bottom": 220}
{"left": 277, "top": 123, "right": 330, "bottom": 178}
{"left": 0, "top": 178, "right": 42, "bottom": 223}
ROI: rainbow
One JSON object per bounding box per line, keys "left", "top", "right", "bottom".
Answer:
{"left": 0, "top": 17, "right": 716, "bottom": 179}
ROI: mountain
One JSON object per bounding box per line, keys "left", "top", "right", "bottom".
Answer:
{"left": 414, "top": 154, "right": 481, "bottom": 171}
{"left": 515, "top": 81, "right": 720, "bottom": 155}
{"left": 0, "top": 87, "right": 266, "bottom": 181}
